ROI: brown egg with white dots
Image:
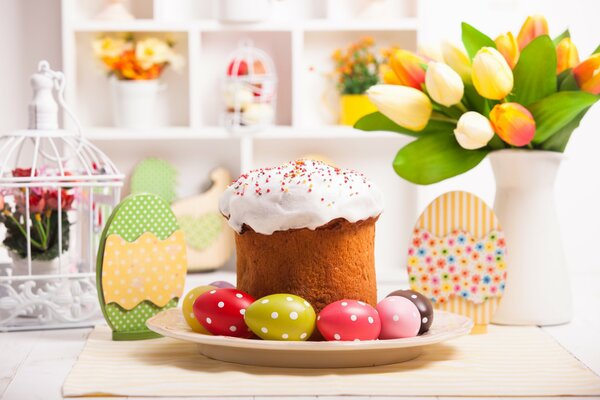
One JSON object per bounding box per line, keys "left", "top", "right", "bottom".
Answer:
{"left": 387, "top": 289, "right": 433, "bottom": 334}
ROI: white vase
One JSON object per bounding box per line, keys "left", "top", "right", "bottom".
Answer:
{"left": 8, "top": 252, "right": 71, "bottom": 277}
{"left": 489, "top": 149, "right": 571, "bottom": 326}
{"left": 110, "top": 78, "right": 166, "bottom": 129}
{"left": 218, "top": 0, "right": 271, "bottom": 22}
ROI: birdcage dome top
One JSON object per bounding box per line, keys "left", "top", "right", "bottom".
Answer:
{"left": 225, "top": 40, "right": 277, "bottom": 82}
{"left": 0, "top": 61, "right": 123, "bottom": 186}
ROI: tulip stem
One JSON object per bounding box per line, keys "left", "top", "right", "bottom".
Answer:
{"left": 431, "top": 115, "right": 458, "bottom": 124}
{"left": 456, "top": 102, "right": 468, "bottom": 113}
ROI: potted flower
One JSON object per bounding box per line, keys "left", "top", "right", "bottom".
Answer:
{"left": 0, "top": 168, "right": 74, "bottom": 275}
{"left": 331, "top": 36, "right": 380, "bottom": 125}
{"left": 355, "top": 15, "right": 599, "bottom": 326}
{"left": 92, "top": 34, "right": 184, "bottom": 129}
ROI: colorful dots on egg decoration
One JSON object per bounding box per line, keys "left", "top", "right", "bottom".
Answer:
{"left": 376, "top": 296, "right": 421, "bottom": 339}
{"left": 317, "top": 300, "right": 381, "bottom": 341}
{"left": 182, "top": 285, "right": 216, "bottom": 334}
{"left": 244, "top": 294, "right": 316, "bottom": 341}
{"left": 97, "top": 193, "right": 188, "bottom": 341}
{"left": 193, "top": 288, "right": 255, "bottom": 338}
{"left": 408, "top": 191, "right": 507, "bottom": 334}
{"left": 387, "top": 289, "right": 433, "bottom": 334}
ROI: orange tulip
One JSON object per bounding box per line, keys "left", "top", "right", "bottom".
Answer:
{"left": 517, "top": 15, "right": 549, "bottom": 50}
{"left": 380, "top": 64, "right": 401, "bottom": 85}
{"left": 495, "top": 32, "right": 519, "bottom": 69}
{"left": 556, "top": 37, "right": 580, "bottom": 74}
{"left": 489, "top": 103, "right": 536, "bottom": 147}
{"left": 389, "top": 49, "right": 427, "bottom": 90}
{"left": 573, "top": 54, "right": 600, "bottom": 95}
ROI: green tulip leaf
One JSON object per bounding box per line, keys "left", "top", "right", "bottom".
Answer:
{"left": 463, "top": 83, "right": 493, "bottom": 115}
{"left": 530, "top": 91, "right": 598, "bottom": 144}
{"left": 539, "top": 109, "right": 588, "bottom": 152}
{"left": 553, "top": 29, "right": 570, "bottom": 46}
{"left": 392, "top": 131, "right": 489, "bottom": 185}
{"left": 559, "top": 72, "right": 579, "bottom": 91}
{"left": 461, "top": 22, "right": 496, "bottom": 59}
{"left": 511, "top": 35, "right": 557, "bottom": 106}
{"left": 354, "top": 112, "right": 455, "bottom": 137}
{"left": 593, "top": 44, "right": 600, "bottom": 55}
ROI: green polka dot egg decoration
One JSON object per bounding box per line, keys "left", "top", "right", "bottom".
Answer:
{"left": 96, "top": 193, "right": 188, "bottom": 340}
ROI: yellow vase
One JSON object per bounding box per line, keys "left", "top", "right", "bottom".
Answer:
{"left": 339, "top": 94, "right": 378, "bottom": 126}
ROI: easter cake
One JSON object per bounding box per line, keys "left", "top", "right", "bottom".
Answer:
{"left": 219, "top": 159, "right": 383, "bottom": 312}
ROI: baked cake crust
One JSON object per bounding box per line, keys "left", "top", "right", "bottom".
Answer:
{"left": 235, "top": 217, "right": 378, "bottom": 313}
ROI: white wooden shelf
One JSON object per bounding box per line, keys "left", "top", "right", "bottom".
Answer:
{"left": 69, "top": 18, "right": 420, "bottom": 33}
{"left": 61, "top": 0, "right": 420, "bottom": 276}
{"left": 83, "top": 126, "right": 404, "bottom": 141}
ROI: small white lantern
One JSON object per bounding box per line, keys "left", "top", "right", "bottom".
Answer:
{"left": 223, "top": 40, "right": 277, "bottom": 133}
{"left": 0, "top": 61, "right": 124, "bottom": 331}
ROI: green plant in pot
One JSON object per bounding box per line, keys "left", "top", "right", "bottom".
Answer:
{"left": 1, "top": 168, "right": 74, "bottom": 273}
{"left": 355, "top": 15, "right": 599, "bottom": 326}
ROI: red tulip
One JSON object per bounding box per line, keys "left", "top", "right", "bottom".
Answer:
{"left": 573, "top": 54, "right": 600, "bottom": 95}
{"left": 389, "top": 49, "right": 427, "bottom": 90}
{"left": 490, "top": 103, "right": 536, "bottom": 146}
{"left": 517, "top": 15, "right": 549, "bottom": 50}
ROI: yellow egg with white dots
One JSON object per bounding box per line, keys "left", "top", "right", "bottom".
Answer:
{"left": 182, "top": 285, "right": 216, "bottom": 334}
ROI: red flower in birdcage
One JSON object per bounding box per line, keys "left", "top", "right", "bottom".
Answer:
{"left": 12, "top": 168, "right": 37, "bottom": 178}
{"left": 46, "top": 189, "right": 75, "bottom": 211}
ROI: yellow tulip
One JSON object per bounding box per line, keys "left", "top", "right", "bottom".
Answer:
{"left": 495, "top": 32, "right": 519, "bottom": 69}
{"left": 367, "top": 84, "right": 432, "bottom": 131}
{"left": 425, "top": 62, "right": 464, "bottom": 107}
{"left": 573, "top": 54, "right": 600, "bottom": 95}
{"left": 517, "top": 15, "right": 549, "bottom": 50}
{"left": 389, "top": 49, "right": 427, "bottom": 90}
{"left": 453, "top": 112, "right": 495, "bottom": 149}
{"left": 556, "top": 37, "right": 580, "bottom": 74}
{"left": 489, "top": 103, "right": 536, "bottom": 147}
{"left": 472, "top": 47, "right": 514, "bottom": 100}
{"left": 441, "top": 41, "right": 472, "bottom": 82}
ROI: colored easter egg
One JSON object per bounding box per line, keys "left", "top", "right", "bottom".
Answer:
{"left": 244, "top": 294, "right": 316, "bottom": 341}
{"left": 317, "top": 300, "right": 381, "bottom": 341}
{"left": 193, "top": 288, "right": 255, "bottom": 338}
{"left": 387, "top": 289, "right": 433, "bottom": 334}
{"left": 377, "top": 296, "right": 420, "bottom": 339}
{"left": 97, "top": 193, "right": 187, "bottom": 341}
{"left": 209, "top": 280, "right": 236, "bottom": 289}
{"left": 182, "top": 285, "right": 216, "bottom": 334}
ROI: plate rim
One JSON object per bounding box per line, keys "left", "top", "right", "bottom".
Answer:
{"left": 146, "top": 308, "right": 473, "bottom": 351}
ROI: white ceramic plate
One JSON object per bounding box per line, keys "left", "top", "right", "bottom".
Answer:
{"left": 146, "top": 308, "right": 473, "bottom": 368}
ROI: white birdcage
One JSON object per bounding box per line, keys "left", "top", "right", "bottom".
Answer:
{"left": 223, "top": 40, "right": 277, "bottom": 133}
{"left": 0, "top": 61, "right": 124, "bottom": 331}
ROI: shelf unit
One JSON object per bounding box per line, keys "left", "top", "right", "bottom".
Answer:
{"left": 60, "top": 0, "right": 421, "bottom": 275}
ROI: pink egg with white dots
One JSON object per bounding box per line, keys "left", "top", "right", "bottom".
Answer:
{"left": 317, "top": 299, "right": 381, "bottom": 341}
{"left": 376, "top": 296, "right": 421, "bottom": 339}
{"left": 193, "top": 288, "right": 255, "bottom": 338}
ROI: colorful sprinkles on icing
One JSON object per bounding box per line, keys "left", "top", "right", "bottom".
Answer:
{"left": 219, "top": 159, "right": 383, "bottom": 235}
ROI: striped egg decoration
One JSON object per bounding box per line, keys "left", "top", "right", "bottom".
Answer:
{"left": 407, "top": 191, "right": 507, "bottom": 333}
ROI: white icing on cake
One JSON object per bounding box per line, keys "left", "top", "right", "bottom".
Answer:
{"left": 219, "top": 159, "right": 384, "bottom": 235}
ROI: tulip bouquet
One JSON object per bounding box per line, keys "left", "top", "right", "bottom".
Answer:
{"left": 356, "top": 15, "right": 600, "bottom": 184}
{"left": 92, "top": 34, "right": 183, "bottom": 80}
{"left": 0, "top": 169, "right": 73, "bottom": 261}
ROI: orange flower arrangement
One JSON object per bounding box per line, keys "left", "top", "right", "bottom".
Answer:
{"left": 93, "top": 34, "right": 183, "bottom": 80}
{"left": 331, "top": 36, "right": 379, "bottom": 94}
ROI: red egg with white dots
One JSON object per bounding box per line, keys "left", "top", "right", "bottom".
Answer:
{"left": 316, "top": 299, "right": 381, "bottom": 341}
{"left": 193, "top": 288, "right": 255, "bottom": 338}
